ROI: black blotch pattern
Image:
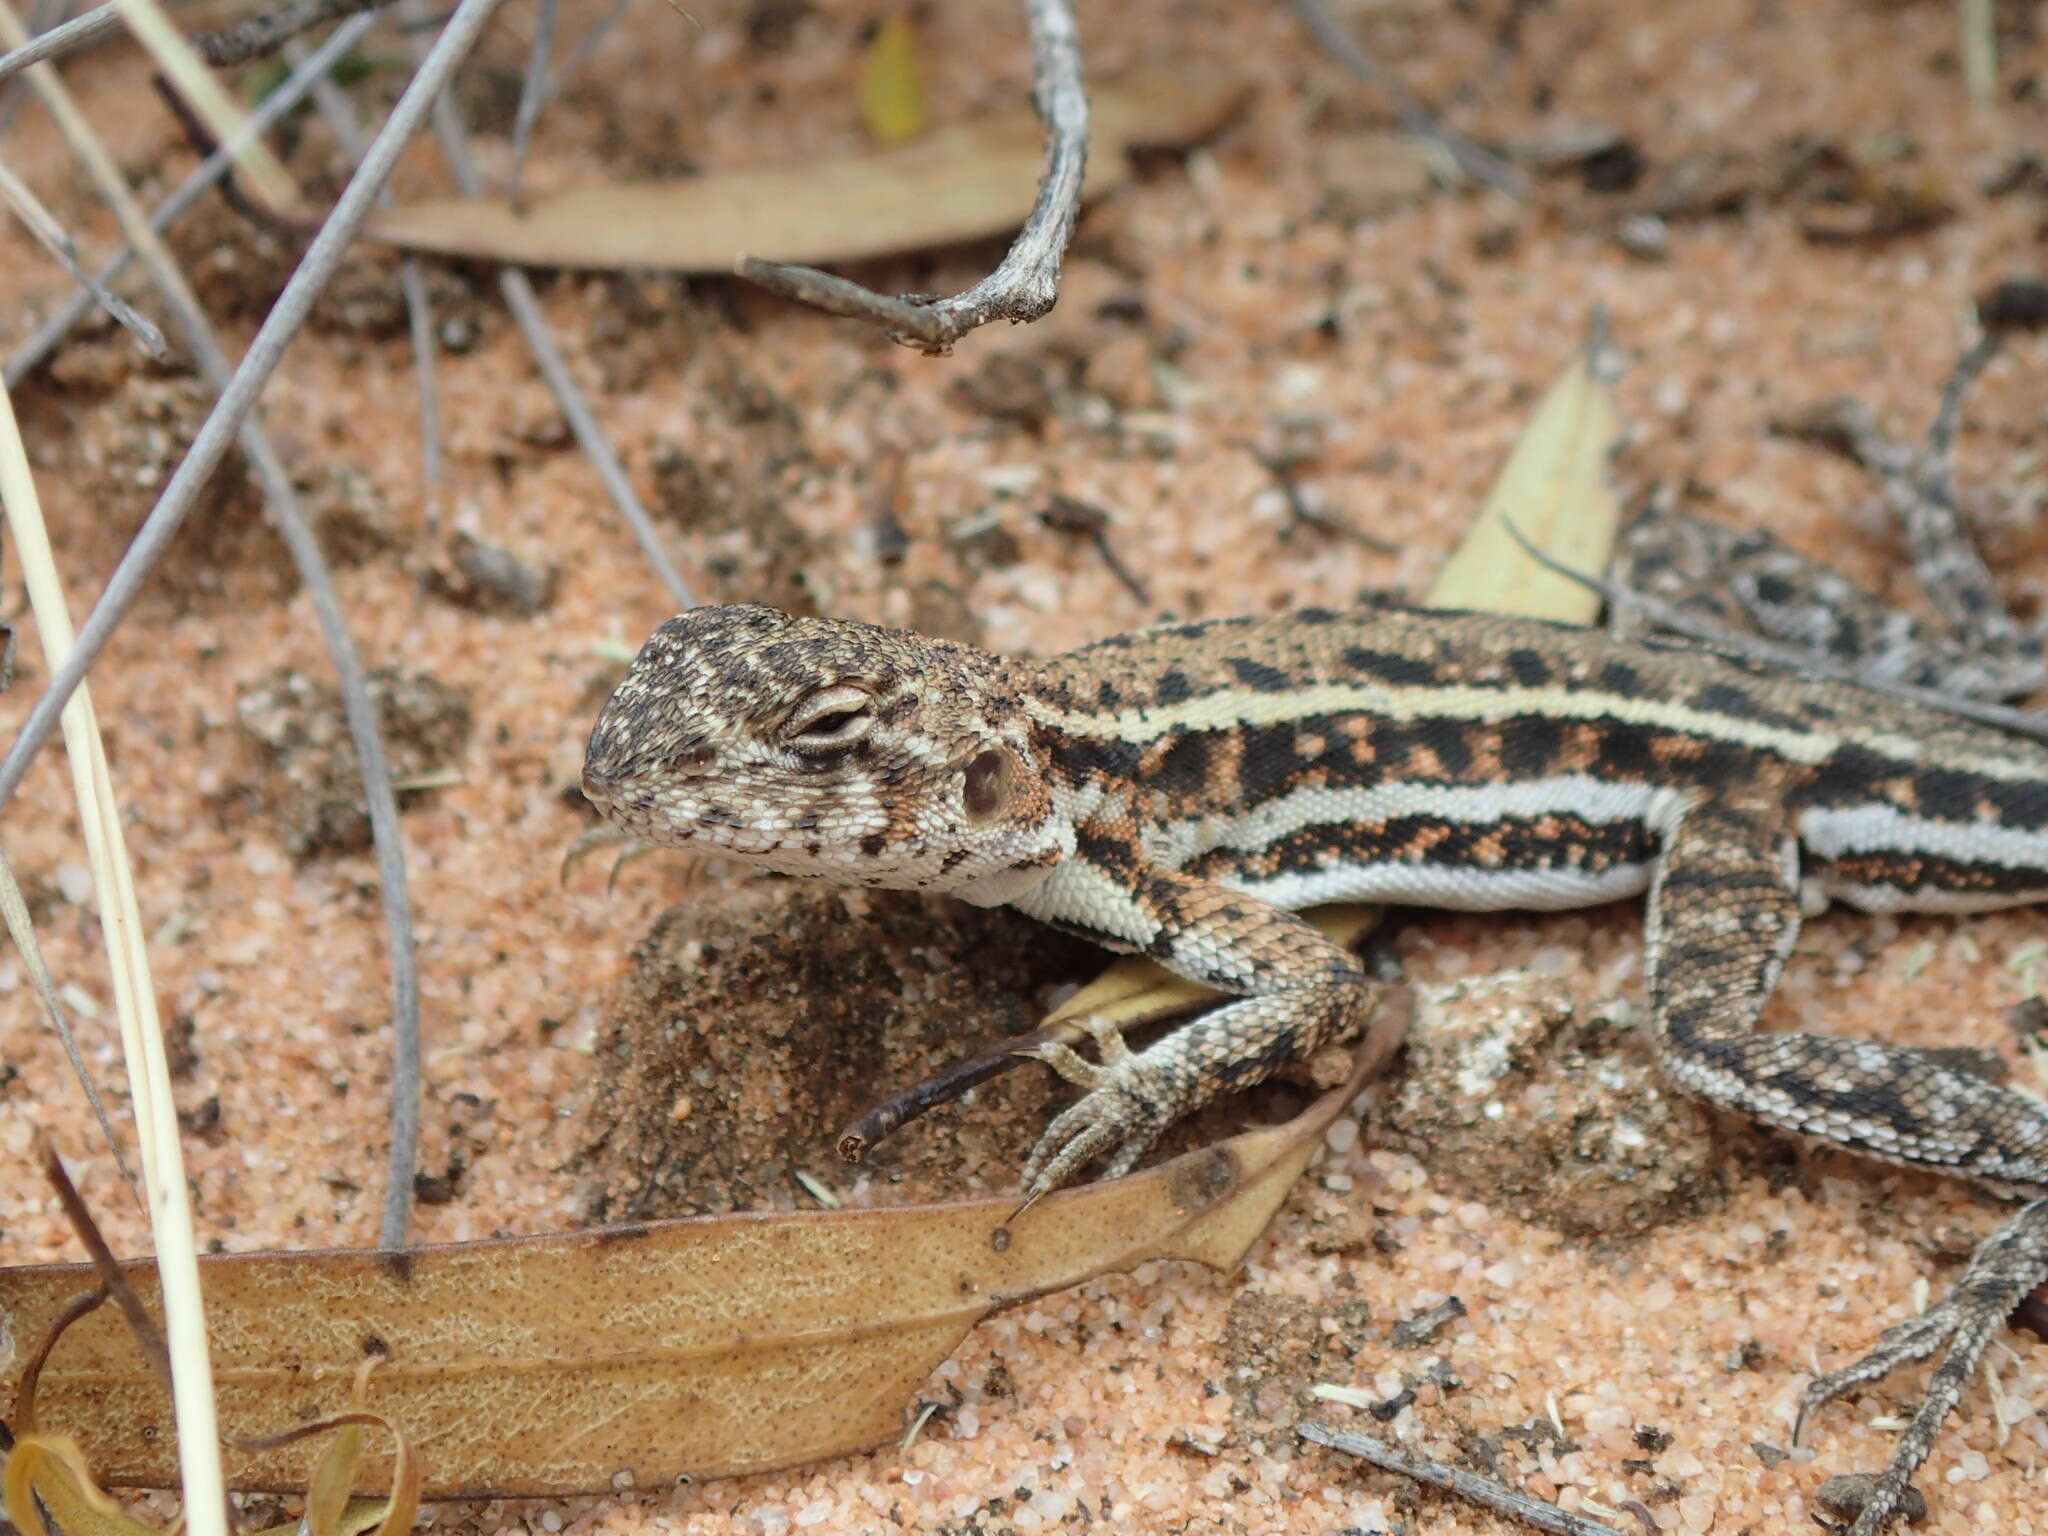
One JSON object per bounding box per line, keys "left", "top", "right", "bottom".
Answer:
{"left": 1229, "top": 656, "right": 1294, "bottom": 693}
{"left": 1155, "top": 669, "right": 1194, "bottom": 706}
{"left": 1342, "top": 646, "right": 1440, "bottom": 686}
{"left": 1598, "top": 661, "right": 1644, "bottom": 696}
{"left": 1152, "top": 730, "right": 1212, "bottom": 794}
{"left": 1505, "top": 648, "right": 1553, "bottom": 687}
{"left": 1593, "top": 720, "right": 1657, "bottom": 780}
{"left": 1237, "top": 726, "right": 1304, "bottom": 803}
{"left": 1500, "top": 715, "right": 1569, "bottom": 778}
{"left": 1051, "top": 734, "right": 1145, "bottom": 783}
{"left": 1692, "top": 681, "right": 1760, "bottom": 720}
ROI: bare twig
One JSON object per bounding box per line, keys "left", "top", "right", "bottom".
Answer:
{"left": 397, "top": 0, "right": 694, "bottom": 612}
{"left": 296, "top": 35, "right": 445, "bottom": 519}
{"left": 4, "top": 13, "right": 376, "bottom": 388}
{"left": 1286, "top": 0, "right": 1526, "bottom": 199}
{"left": 547, "top": 0, "right": 632, "bottom": 96}
{"left": 39, "top": 1136, "right": 173, "bottom": 1386}
{"left": 505, "top": 0, "right": 556, "bottom": 211}
{"left": 0, "top": 151, "right": 165, "bottom": 355}
{"left": 0, "top": 0, "right": 506, "bottom": 1203}
{"left": 1300, "top": 1422, "right": 1629, "bottom": 1536}
{"left": 0, "top": 0, "right": 70, "bottom": 133}
{"left": 1245, "top": 445, "right": 1394, "bottom": 551}
{"left": 737, "top": 0, "right": 1087, "bottom": 352}
{"left": 193, "top": 0, "right": 393, "bottom": 63}
{"left": 0, "top": 0, "right": 118, "bottom": 89}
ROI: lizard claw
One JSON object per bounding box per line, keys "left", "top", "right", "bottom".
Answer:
{"left": 1795, "top": 1197, "right": 2048, "bottom": 1536}
{"left": 1018, "top": 1016, "right": 1173, "bottom": 1196}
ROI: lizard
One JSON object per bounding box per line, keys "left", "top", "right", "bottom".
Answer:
{"left": 579, "top": 595, "right": 2048, "bottom": 1535}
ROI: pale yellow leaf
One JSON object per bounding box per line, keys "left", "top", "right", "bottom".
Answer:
{"left": 1425, "top": 317, "right": 1622, "bottom": 622}
{"left": 857, "top": 13, "right": 928, "bottom": 144}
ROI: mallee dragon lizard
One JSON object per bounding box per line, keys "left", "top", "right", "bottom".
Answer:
{"left": 581, "top": 593, "right": 2048, "bottom": 1535}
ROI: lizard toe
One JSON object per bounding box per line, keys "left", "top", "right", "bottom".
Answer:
{"left": 1020, "top": 1067, "right": 1173, "bottom": 1195}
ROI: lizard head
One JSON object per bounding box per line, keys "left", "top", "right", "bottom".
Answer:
{"left": 582, "top": 604, "right": 1063, "bottom": 895}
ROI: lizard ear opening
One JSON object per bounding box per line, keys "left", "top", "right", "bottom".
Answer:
{"left": 962, "top": 747, "right": 1017, "bottom": 825}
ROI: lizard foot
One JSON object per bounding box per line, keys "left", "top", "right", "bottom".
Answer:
{"left": 1796, "top": 1197, "right": 2048, "bottom": 1536}
{"left": 1018, "top": 1015, "right": 1176, "bottom": 1196}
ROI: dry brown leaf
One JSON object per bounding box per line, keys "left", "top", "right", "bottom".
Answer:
{"left": 0, "top": 997, "right": 1405, "bottom": 1498}
{"left": 350, "top": 69, "right": 1243, "bottom": 270}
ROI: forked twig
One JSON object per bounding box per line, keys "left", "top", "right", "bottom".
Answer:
{"left": 737, "top": 0, "right": 1087, "bottom": 352}
{"left": 505, "top": 0, "right": 557, "bottom": 211}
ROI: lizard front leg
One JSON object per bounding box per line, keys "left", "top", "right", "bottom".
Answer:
{"left": 1014, "top": 859, "right": 1376, "bottom": 1195}
{"left": 1645, "top": 795, "right": 2048, "bottom": 1535}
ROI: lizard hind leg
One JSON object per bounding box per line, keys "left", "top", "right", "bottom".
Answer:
{"left": 1645, "top": 795, "right": 2048, "bottom": 1532}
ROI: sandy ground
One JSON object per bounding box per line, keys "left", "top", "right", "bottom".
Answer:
{"left": 4, "top": 0, "right": 2048, "bottom": 1531}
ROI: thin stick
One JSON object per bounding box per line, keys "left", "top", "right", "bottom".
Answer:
{"left": 0, "top": 352, "right": 229, "bottom": 1536}
{"left": 1926, "top": 330, "right": 2002, "bottom": 508}
{"left": 545, "top": 0, "right": 632, "bottom": 98}
{"left": 39, "top": 1135, "right": 173, "bottom": 1387}
{"left": 737, "top": 0, "right": 1087, "bottom": 352}
{"left": 0, "top": 0, "right": 506, "bottom": 818}
{"left": 505, "top": 0, "right": 556, "bottom": 211}
{"left": 0, "top": 0, "right": 117, "bottom": 89}
{"left": 193, "top": 0, "right": 394, "bottom": 65}
{"left": 1300, "top": 1423, "right": 1628, "bottom": 1536}
{"left": 398, "top": 0, "right": 694, "bottom": 612}
{"left": 3, "top": 12, "right": 377, "bottom": 388}
{"left": 0, "top": 153, "right": 165, "bottom": 355}
{"left": 1286, "top": 0, "right": 1526, "bottom": 198}
{"left": 296, "top": 36, "right": 444, "bottom": 520}
{"left": 0, "top": 845, "right": 141, "bottom": 1200}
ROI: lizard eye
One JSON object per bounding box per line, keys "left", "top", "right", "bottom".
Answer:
{"left": 787, "top": 687, "right": 875, "bottom": 752}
